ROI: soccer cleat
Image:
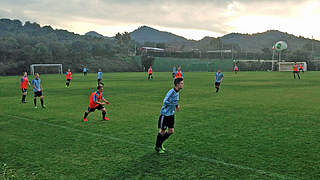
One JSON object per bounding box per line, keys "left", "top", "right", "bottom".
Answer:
{"left": 161, "top": 144, "right": 166, "bottom": 151}
{"left": 104, "top": 117, "right": 109, "bottom": 121}
{"left": 154, "top": 146, "right": 165, "bottom": 154}
{"left": 83, "top": 118, "right": 88, "bottom": 122}
{"left": 34, "top": 106, "right": 38, "bottom": 109}
{"left": 42, "top": 105, "right": 46, "bottom": 108}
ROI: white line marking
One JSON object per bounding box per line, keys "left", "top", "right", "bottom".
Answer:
{"left": 7, "top": 114, "right": 296, "bottom": 179}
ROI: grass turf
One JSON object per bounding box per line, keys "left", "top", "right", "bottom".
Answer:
{"left": 1, "top": 72, "right": 320, "bottom": 179}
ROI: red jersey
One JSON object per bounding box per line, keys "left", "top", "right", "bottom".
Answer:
{"left": 175, "top": 71, "right": 182, "bottom": 78}
{"left": 234, "top": 66, "right": 238, "bottom": 71}
{"left": 148, "top": 67, "right": 152, "bottom": 74}
{"left": 293, "top": 65, "right": 298, "bottom": 71}
{"left": 20, "top": 77, "right": 29, "bottom": 89}
{"left": 299, "top": 64, "right": 303, "bottom": 69}
{"left": 89, "top": 91, "right": 103, "bottom": 108}
{"left": 66, "top": 72, "right": 72, "bottom": 80}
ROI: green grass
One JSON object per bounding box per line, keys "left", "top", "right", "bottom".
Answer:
{"left": 1, "top": 72, "right": 320, "bottom": 179}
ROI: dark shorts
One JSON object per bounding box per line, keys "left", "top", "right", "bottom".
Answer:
{"left": 66, "top": 79, "right": 71, "bottom": 82}
{"left": 98, "top": 79, "right": 102, "bottom": 83}
{"left": 293, "top": 71, "right": 299, "bottom": 74}
{"left": 21, "top": 88, "right": 27, "bottom": 93}
{"left": 34, "top": 91, "right": 42, "bottom": 97}
{"left": 88, "top": 104, "right": 104, "bottom": 112}
{"left": 158, "top": 115, "right": 175, "bottom": 130}
{"left": 215, "top": 82, "right": 221, "bottom": 86}
{"left": 148, "top": 73, "right": 152, "bottom": 76}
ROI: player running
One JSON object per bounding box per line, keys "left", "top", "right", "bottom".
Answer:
{"left": 20, "top": 72, "right": 31, "bottom": 103}
{"left": 148, "top": 66, "right": 153, "bottom": 80}
{"left": 175, "top": 66, "right": 183, "bottom": 79}
{"left": 32, "top": 73, "right": 45, "bottom": 108}
{"left": 293, "top": 63, "right": 300, "bottom": 79}
{"left": 83, "top": 85, "right": 110, "bottom": 122}
{"left": 234, "top": 64, "right": 239, "bottom": 74}
{"left": 215, "top": 69, "right": 224, "bottom": 93}
{"left": 154, "top": 78, "right": 184, "bottom": 153}
{"left": 98, "top": 69, "right": 103, "bottom": 85}
{"left": 65, "top": 69, "right": 72, "bottom": 87}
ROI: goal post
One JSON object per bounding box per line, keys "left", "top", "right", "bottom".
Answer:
{"left": 278, "top": 62, "right": 307, "bottom": 72}
{"left": 30, "top": 64, "right": 63, "bottom": 75}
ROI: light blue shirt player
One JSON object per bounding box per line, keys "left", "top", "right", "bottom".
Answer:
{"left": 160, "top": 88, "right": 179, "bottom": 116}
{"left": 215, "top": 72, "right": 224, "bottom": 83}
{"left": 32, "top": 78, "right": 41, "bottom": 92}
{"left": 98, "top": 71, "right": 102, "bottom": 80}
{"left": 83, "top": 68, "right": 87, "bottom": 72}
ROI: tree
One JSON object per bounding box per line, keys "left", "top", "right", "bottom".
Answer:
{"left": 141, "top": 55, "right": 155, "bottom": 71}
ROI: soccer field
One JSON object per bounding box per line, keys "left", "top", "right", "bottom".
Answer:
{"left": 1, "top": 72, "right": 320, "bottom": 179}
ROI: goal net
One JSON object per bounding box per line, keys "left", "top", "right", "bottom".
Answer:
{"left": 236, "top": 60, "right": 274, "bottom": 71}
{"left": 30, "top": 64, "right": 63, "bottom": 75}
{"left": 278, "top": 62, "right": 307, "bottom": 72}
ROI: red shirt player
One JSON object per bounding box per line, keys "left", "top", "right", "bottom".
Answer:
{"left": 83, "top": 85, "right": 110, "bottom": 122}
{"left": 234, "top": 64, "right": 239, "bottom": 74}
{"left": 293, "top": 63, "right": 300, "bottom": 79}
{"left": 148, "top": 66, "right": 153, "bottom": 80}
{"left": 20, "top": 72, "right": 31, "bottom": 103}
{"left": 66, "top": 69, "right": 72, "bottom": 87}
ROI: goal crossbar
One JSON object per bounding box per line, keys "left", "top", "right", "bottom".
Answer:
{"left": 30, "top": 64, "right": 63, "bottom": 75}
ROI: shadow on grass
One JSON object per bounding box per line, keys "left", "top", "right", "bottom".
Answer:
{"left": 110, "top": 151, "right": 178, "bottom": 179}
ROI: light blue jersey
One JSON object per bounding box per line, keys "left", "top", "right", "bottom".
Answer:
{"left": 160, "top": 88, "right": 179, "bottom": 116}
{"left": 83, "top": 68, "right": 87, "bottom": 72}
{"left": 32, "top": 78, "right": 41, "bottom": 92}
{"left": 216, "top": 72, "right": 224, "bottom": 83}
{"left": 98, "top": 71, "right": 102, "bottom": 79}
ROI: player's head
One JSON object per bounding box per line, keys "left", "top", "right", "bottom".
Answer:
{"left": 217, "top": 68, "right": 221, "bottom": 72}
{"left": 174, "top": 78, "right": 184, "bottom": 90}
{"left": 98, "top": 68, "right": 102, "bottom": 72}
{"left": 68, "top": 68, "right": 70, "bottom": 72}
{"left": 97, "top": 85, "right": 104, "bottom": 92}
{"left": 23, "top": 72, "right": 27, "bottom": 76}
{"left": 35, "top": 73, "right": 39, "bottom": 79}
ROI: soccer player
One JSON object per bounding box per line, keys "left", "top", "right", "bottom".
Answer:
{"left": 65, "top": 68, "right": 72, "bottom": 87}
{"left": 293, "top": 63, "right": 300, "bottom": 79}
{"left": 215, "top": 69, "right": 224, "bottom": 93}
{"left": 83, "top": 67, "right": 87, "bottom": 76}
{"left": 154, "top": 78, "right": 184, "bottom": 153}
{"left": 175, "top": 66, "right": 183, "bottom": 79}
{"left": 172, "top": 66, "right": 177, "bottom": 78}
{"left": 148, "top": 66, "right": 153, "bottom": 80}
{"left": 299, "top": 63, "right": 304, "bottom": 73}
{"left": 20, "top": 72, "right": 31, "bottom": 103}
{"left": 98, "top": 68, "right": 103, "bottom": 85}
{"left": 32, "top": 73, "right": 45, "bottom": 108}
{"left": 234, "top": 64, "right": 239, "bottom": 74}
{"left": 83, "top": 85, "right": 110, "bottom": 122}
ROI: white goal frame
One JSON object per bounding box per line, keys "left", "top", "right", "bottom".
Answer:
{"left": 30, "top": 64, "right": 63, "bottom": 75}
{"left": 278, "top": 62, "right": 307, "bottom": 72}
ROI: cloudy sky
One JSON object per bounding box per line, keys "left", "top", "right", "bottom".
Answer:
{"left": 0, "top": 0, "right": 319, "bottom": 40}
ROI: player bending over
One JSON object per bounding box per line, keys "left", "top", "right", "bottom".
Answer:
{"left": 32, "top": 73, "right": 46, "bottom": 108}
{"left": 20, "top": 72, "right": 31, "bottom": 103}
{"left": 148, "top": 66, "right": 153, "bottom": 80}
{"left": 66, "top": 69, "right": 72, "bottom": 87}
{"left": 154, "top": 78, "right": 184, "bottom": 153}
{"left": 83, "top": 85, "right": 110, "bottom": 122}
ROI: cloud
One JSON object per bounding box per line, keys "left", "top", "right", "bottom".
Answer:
{"left": 0, "top": 0, "right": 319, "bottom": 40}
